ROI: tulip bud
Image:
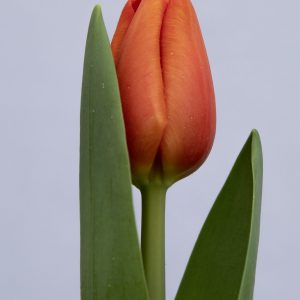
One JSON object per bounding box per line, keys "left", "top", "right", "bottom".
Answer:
{"left": 112, "top": 0, "right": 216, "bottom": 187}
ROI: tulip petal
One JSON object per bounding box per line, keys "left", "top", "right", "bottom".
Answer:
{"left": 111, "top": 2, "right": 136, "bottom": 64}
{"left": 160, "top": 0, "right": 216, "bottom": 181}
{"left": 113, "top": 0, "right": 169, "bottom": 183}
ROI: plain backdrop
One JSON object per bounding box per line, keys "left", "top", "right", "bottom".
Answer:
{"left": 0, "top": 0, "right": 299, "bottom": 299}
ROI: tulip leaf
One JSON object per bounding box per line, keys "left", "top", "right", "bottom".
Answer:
{"left": 80, "top": 6, "right": 148, "bottom": 300}
{"left": 176, "top": 130, "right": 263, "bottom": 300}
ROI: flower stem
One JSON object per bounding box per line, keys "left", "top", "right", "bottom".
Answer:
{"left": 141, "top": 185, "right": 167, "bottom": 300}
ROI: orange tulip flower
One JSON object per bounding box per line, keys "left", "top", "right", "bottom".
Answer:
{"left": 112, "top": 0, "right": 216, "bottom": 187}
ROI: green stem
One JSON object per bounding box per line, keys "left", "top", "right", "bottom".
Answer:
{"left": 141, "top": 185, "right": 167, "bottom": 300}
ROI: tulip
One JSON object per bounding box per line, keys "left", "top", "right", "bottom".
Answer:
{"left": 112, "top": 1, "right": 216, "bottom": 299}
{"left": 112, "top": 0, "right": 216, "bottom": 188}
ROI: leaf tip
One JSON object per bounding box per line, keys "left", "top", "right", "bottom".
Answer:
{"left": 250, "top": 128, "right": 262, "bottom": 151}
{"left": 250, "top": 129, "right": 263, "bottom": 191}
{"left": 250, "top": 128, "right": 260, "bottom": 140}
{"left": 250, "top": 128, "right": 262, "bottom": 154}
{"left": 89, "top": 4, "right": 104, "bottom": 28}
{"left": 92, "top": 4, "right": 102, "bottom": 16}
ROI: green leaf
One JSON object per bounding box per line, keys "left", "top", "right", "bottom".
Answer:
{"left": 80, "top": 6, "right": 148, "bottom": 300}
{"left": 176, "top": 130, "right": 263, "bottom": 300}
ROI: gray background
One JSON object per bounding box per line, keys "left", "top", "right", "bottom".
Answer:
{"left": 0, "top": 0, "right": 299, "bottom": 299}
